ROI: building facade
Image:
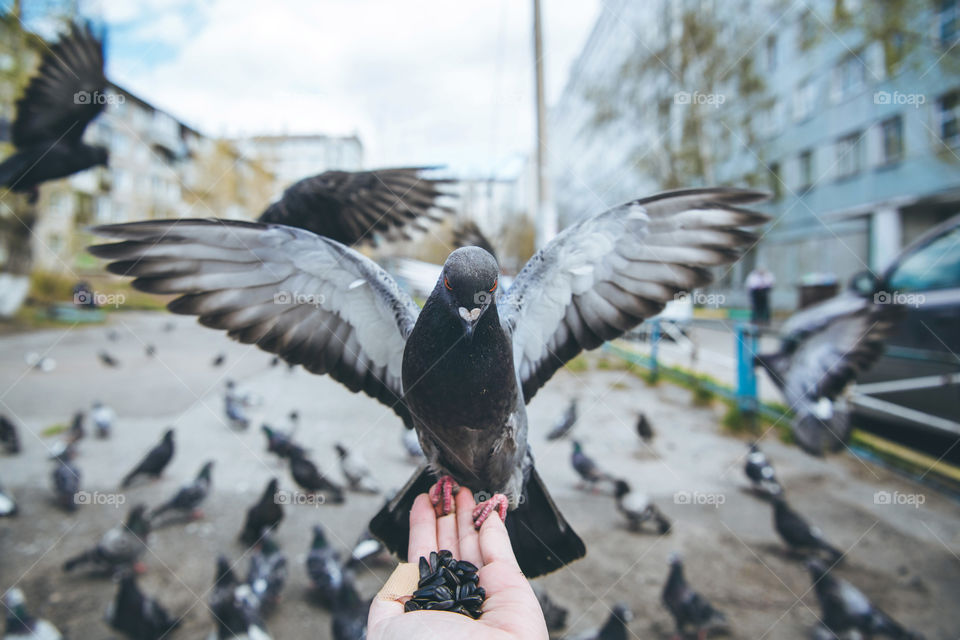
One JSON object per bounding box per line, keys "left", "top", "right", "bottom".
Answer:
{"left": 233, "top": 134, "right": 364, "bottom": 196}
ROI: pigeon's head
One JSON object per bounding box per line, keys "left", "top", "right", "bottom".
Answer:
{"left": 199, "top": 460, "right": 214, "bottom": 479}
{"left": 667, "top": 551, "right": 683, "bottom": 566}
{"left": 214, "top": 555, "right": 237, "bottom": 586}
{"left": 748, "top": 442, "right": 759, "bottom": 453}
{"left": 265, "top": 477, "right": 280, "bottom": 496}
{"left": 334, "top": 443, "right": 348, "bottom": 458}
{"left": 571, "top": 440, "right": 582, "bottom": 453}
{"left": 161, "top": 429, "right": 174, "bottom": 444}
{"left": 439, "top": 247, "right": 500, "bottom": 341}
{"left": 3, "top": 587, "right": 24, "bottom": 610}
{"left": 312, "top": 524, "right": 329, "bottom": 547}
{"left": 225, "top": 379, "right": 236, "bottom": 389}
{"left": 289, "top": 410, "right": 300, "bottom": 422}
{"left": 804, "top": 557, "right": 828, "bottom": 579}
{"left": 126, "top": 503, "right": 150, "bottom": 534}
{"left": 611, "top": 603, "right": 633, "bottom": 624}
{"left": 613, "top": 479, "right": 631, "bottom": 498}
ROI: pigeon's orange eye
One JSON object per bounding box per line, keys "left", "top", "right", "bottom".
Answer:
{"left": 489, "top": 279, "right": 498, "bottom": 292}
{"left": 444, "top": 277, "right": 453, "bottom": 291}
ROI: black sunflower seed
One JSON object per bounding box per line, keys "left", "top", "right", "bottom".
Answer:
{"left": 429, "top": 551, "right": 438, "bottom": 573}
{"left": 405, "top": 550, "right": 485, "bottom": 619}
{"left": 425, "top": 599, "right": 454, "bottom": 610}
{"left": 404, "top": 600, "right": 421, "bottom": 612}
{"left": 419, "top": 556, "right": 431, "bottom": 581}
{"left": 456, "top": 560, "right": 478, "bottom": 573}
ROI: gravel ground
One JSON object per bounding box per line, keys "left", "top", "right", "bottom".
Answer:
{"left": 0, "top": 312, "right": 957, "bottom": 639}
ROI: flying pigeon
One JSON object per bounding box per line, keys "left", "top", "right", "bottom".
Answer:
{"left": 247, "top": 534, "right": 287, "bottom": 612}
{"left": 63, "top": 504, "right": 151, "bottom": 574}
{"left": 806, "top": 558, "right": 923, "bottom": 639}
{"left": 533, "top": 585, "right": 569, "bottom": 632}
{"left": 288, "top": 449, "right": 345, "bottom": 504}
{"left": 613, "top": 479, "right": 671, "bottom": 534}
{"left": 546, "top": 398, "right": 578, "bottom": 440}
{"left": 208, "top": 555, "right": 271, "bottom": 640}
{"left": 150, "top": 460, "right": 214, "bottom": 522}
{"left": 106, "top": 572, "right": 180, "bottom": 640}
{"left": 121, "top": 429, "right": 175, "bottom": 487}
{"left": 635, "top": 412, "right": 655, "bottom": 445}
{"left": 224, "top": 381, "right": 250, "bottom": 430}
{"left": 89, "top": 187, "right": 769, "bottom": 577}
{"left": 771, "top": 495, "right": 843, "bottom": 562}
{"left": 756, "top": 291, "right": 903, "bottom": 456}
{"left": 561, "top": 603, "right": 632, "bottom": 640}
{"left": 3, "top": 588, "right": 63, "bottom": 639}
{"left": 91, "top": 401, "right": 115, "bottom": 439}
{"left": 330, "top": 573, "right": 369, "bottom": 640}
{"left": 239, "top": 478, "right": 284, "bottom": 547}
{"left": 0, "top": 480, "right": 17, "bottom": 517}
{"left": 571, "top": 440, "right": 613, "bottom": 491}
{"left": 661, "top": 553, "right": 728, "bottom": 640}
{"left": 51, "top": 446, "right": 81, "bottom": 512}
{"left": 744, "top": 442, "right": 782, "bottom": 496}
{"left": 0, "top": 415, "right": 21, "bottom": 454}
{"left": 258, "top": 167, "right": 454, "bottom": 246}
{"left": 261, "top": 424, "right": 305, "bottom": 460}
{"left": 306, "top": 524, "right": 344, "bottom": 607}
{"left": 346, "top": 527, "right": 387, "bottom": 569}
{"left": 334, "top": 443, "right": 379, "bottom": 493}
{"left": 0, "top": 23, "right": 108, "bottom": 201}
{"left": 98, "top": 350, "right": 121, "bottom": 368}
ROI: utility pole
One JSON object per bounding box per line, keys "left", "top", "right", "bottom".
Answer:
{"left": 532, "top": 0, "right": 557, "bottom": 248}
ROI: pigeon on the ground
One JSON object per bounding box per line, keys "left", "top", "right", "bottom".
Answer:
{"left": 63, "top": 504, "right": 151, "bottom": 574}
{"left": 90, "top": 188, "right": 769, "bottom": 577}
{"left": 756, "top": 290, "right": 903, "bottom": 456}
{"left": 636, "top": 412, "right": 655, "bottom": 445}
{"left": 288, "top": 449, "right": 345, "bottom": 504}
{"left": 99, "top": 350, "right": 121, "bottom": 368}
{"left": 247, "top": 534, "right": 287, "bottom": 612}
{"left": 150, "top": 460, "right": 214, "bottom": 522}
{"left": 106, "top": 572, "right": 180, "bottom": 640}
{"left": 3, "top": 588, "right": 63, "bottom": 639}
{"left": 533, "top": 585, "right": 568, "bottom": 632}
{"left": 239, "top": 479, "right": 284, "bottom": 546}
{"left": 571, "top": 441, "right": 613, "bottom": 491}
{"left": 106, "top": 329, "right": 120, "bottom": 342}
{"left": 562, "top": 603, "right": 632, "bottom": 640}
{"left": 0, "top": 415, "right": 21, "bottom": 454}
{"left": 0, "top": 23, "right": 108, "bottom": 200}
{"left": 772, "top": 495, "right": 843, "bottom": 562}
{"left": 661, "top": 553, "right": 728, "bottom": 639}
{"left": 334, "top": 443, "right": 379, "bottom": 493}
{"left": 613, "top": 479, "right": 671, "bottom": 534}
{"left": 224, "top": 381, "right": 249, "bottom": 430}
{"left": 401, "top": 428, "right": 424, "bottom": 460}
{"left": 806, "top": 558, "right": 923, "bottom": 639}
{"left": 346, "top": 527, "right": 387, "bottom": 569}
{"left": 51, "top": 445, "right": 81, "bottom": 512}
{"left": 0, "top": 480, "right": 17, "bottom": 517}
{"left": 48, "top": 413, "right": 83, "bottom": 461}
{"left": 212, "top": 353, "right": 226, "bottom": 367}
{"left": 145, "top": 344, "right": 157, "bottom": 357}
{"left": 546, "top": 399, "right": 578, "bottom": 440}
{"left": 306, "top": 524, "right": 344, "bottom": 606}
{"left": 121, "top": 429, "right": 175, "bottom": 487}
{"left": 25, "top": 352, "right": 56, "bottom": 372}
{"left": 330, "top": 573, "right": 369, "bottom": 640}
{"left": 261, "top": 424, "right": 305, "bottom": 460}
{"left": 744, "top": 443, "right": 782, "bottom": 496}
{"left": 91, "top": 401, "right": 114, "bottom": 439}
{"left": 258, "top": 167, "right": 454, "bottom": 247}
{"left": 208, "top": 556, "right": 270, "bottom": 640}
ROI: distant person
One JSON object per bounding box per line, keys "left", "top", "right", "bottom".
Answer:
{"left": 746, "top": 266, "right": 774, "bottom": 325}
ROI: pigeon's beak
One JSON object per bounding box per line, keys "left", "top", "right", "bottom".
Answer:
{"left": 458, "top": 306, "right": 482, "bottom": 342}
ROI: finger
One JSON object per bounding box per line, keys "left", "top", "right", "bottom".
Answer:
{"left": 455, "top": 490, "right": 482, "bottom": 567}
{"left": 367, "top": 597, "right": 403, "bottom": 632}
{"left": 435, "top": 507, "right": 460, "bottom": 559}
{"left": 407, "top": 494, "right": 437, "bottom": 563}
{"left": 478, "top": 508, "right": 520, "bottom": 570}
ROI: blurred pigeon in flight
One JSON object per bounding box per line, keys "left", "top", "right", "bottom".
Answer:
{"left": 90, "top": 188, "right": 768, "bottom": 577}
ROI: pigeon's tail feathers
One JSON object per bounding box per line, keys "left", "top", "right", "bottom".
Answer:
{"left": 504, "top": 466, "right": 586, "bottom": 578}
{"left": 369, "top": 466, "right": 436, "bottom": 561}
{"left": 149, "top": 500, "right": 173, "bottom": 520}
{"left": 870, "top": 609, "right": 922, "bottom": 640}
{"left": 63, "top": 548, "right": 95, "bottom": 571}
{"left": 121, "top": 465, "right": 142, "bottom": 488}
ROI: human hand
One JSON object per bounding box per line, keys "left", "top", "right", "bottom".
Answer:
{"left": 367, "top": 490, "right": 548, "bottom": 640}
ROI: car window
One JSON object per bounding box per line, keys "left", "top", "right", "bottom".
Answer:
{"left": 888, "top": 225, "right": 960, "bottom": 292}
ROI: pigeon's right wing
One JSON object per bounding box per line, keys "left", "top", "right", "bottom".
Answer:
{"left": 501, "top": 188, "right": 769, "bottom": 402}
{"left": 13, "top": 23, "right": 106, "bottom": 147}
{"left": 89, "top": 219, "right": 419, "bottom": 426}
{"left": 258, "top": 167, "right": 454, "bottom": 246}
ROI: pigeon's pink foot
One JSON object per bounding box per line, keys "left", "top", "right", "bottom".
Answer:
{"left": 191, "top": 508, "right": 204, "bottom": 521}
{"left": 428, "top": 475, "right": 460, "bottom": 517}
{"left": 133, "top": 561, "right": 147, "bottom": 574}
{"left": 472, "top": 493, "right": 508, "bottom": 529}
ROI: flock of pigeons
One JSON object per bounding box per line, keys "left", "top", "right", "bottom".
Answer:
{"left": 0, "top": 20, "right": 918, "bottom": 640}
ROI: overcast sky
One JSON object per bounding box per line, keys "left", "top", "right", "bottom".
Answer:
{"left": 70, "top": 0, "right": 602, "bottom": 176}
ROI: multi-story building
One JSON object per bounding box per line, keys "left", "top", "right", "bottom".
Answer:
{"left": 234, "top": 133, "right": 364, "bottom": 195}
{"left": 550, "top": 0, "right": 960, "bottom": 309}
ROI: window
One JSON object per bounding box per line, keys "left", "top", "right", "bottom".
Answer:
{"left": 939, "top": 0, "right": 959, "bottom": 46}
{"left": 889, "top": 225, "right": 960, "bottom": 292}
{"left": 797, "top": 10, "right": 816, "bottom": 50}
{"left": 938, "top": 90, "right": 960, "bottom": 147}
{"left": 880, "top": 116, "right": 903, "bottom": 165}
{"left": 835, "top": 132, "right": 862, "bottom": 179}
{"left": 832, "top": 53, "right": 866, "bottom": 101}
{"left": 765, "top": 34, "right": 777, "bottom": 72}
{"left": 798, "top": 149, "right": 814, "bottom": 190}
{"left": 768, "top": 162, "right": 782, "bottom": 199}
{"left": 793, "top": 78, "right": 817, "bottom": 121}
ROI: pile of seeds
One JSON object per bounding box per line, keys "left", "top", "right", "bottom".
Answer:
{"left": 403, "top": 550, "right": 485, "bottom": 618}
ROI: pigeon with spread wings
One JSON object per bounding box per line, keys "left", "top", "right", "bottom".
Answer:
{"left": 0, "top": 23, "right": 108, "bottom": 200}
{"left": 90, "top": 187, "right": 768, "bottom": 577}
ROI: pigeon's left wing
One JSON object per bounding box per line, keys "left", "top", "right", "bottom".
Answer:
{"left": 13, "top": 23, "right": 106, "bottom": 147}
{"left": 89, "top": 219, "right": 419, "bottom": 425}
{"left": 501, "top": 188, "right": 769, "bottom": 402}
